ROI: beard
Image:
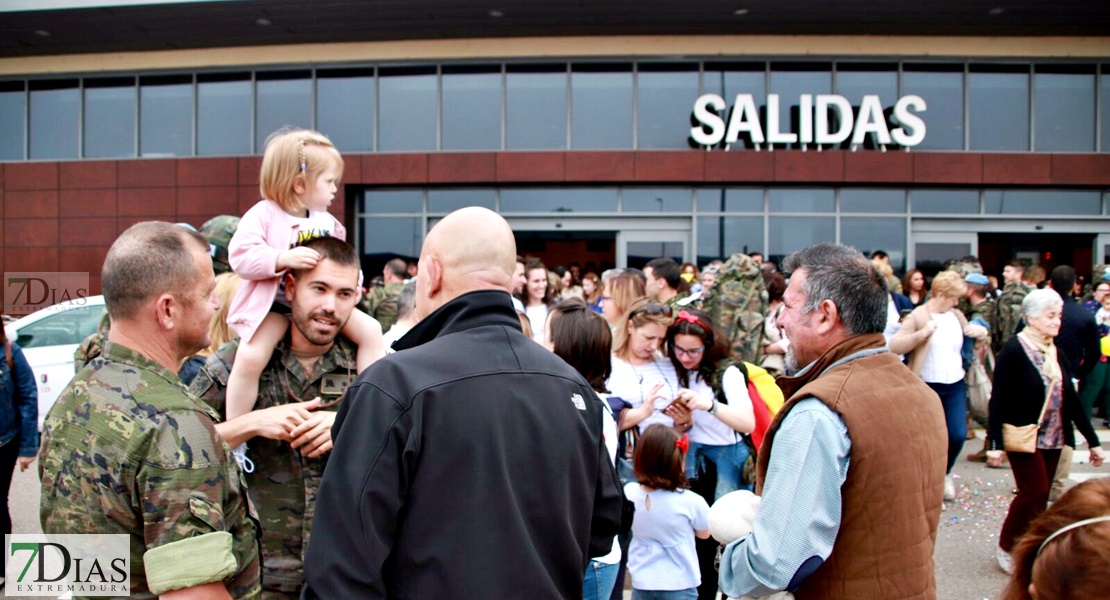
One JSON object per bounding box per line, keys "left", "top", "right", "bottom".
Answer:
{"left": 291, "top": 305, "right": 347, "bottom": 347}
{"left": 785, "top": 345, "right": 800, "bottom": 372}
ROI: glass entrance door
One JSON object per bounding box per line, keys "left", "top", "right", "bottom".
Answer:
{"left": 618, "top": 230, "right": 690, "bottom": 270}
{"left": 911, "top": 232, "right": 978, "bottom": 277}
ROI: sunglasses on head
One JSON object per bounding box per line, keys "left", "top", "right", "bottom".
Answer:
{"left": 632, "top": 303, "right": 673, "bottom": 318}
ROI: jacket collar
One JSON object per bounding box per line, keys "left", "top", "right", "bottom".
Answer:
{"left": 393, "top": 290, "right": 521, "bottom": 351}
{"left": 776, "top": 333, "right": 888, "bottom": 399}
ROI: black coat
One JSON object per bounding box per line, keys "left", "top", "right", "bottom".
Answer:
{"left": 987, "top": 335, "right": 1101, "bottom": 453}
{"left": 303, "top": 290, "right": 623, "bottom": 600}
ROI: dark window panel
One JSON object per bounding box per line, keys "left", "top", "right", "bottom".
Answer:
{"left": 197, "top": 75, "right": 251, "bottom": 156}
{"left": 769, "top": 216, "right": 836, "bottom": 265}
{"left": 361, "top": 189, "right": 423, "bottom": 214}
{"left": 969, "top": 70, "right": 1030, "bottom": 151}
{"left": 695, "top": 187, "right": 763, "bottom": 212}
{"left": 1103, "top": 66, "right": 1110, "bottom": 153}
{"left": 29, "top": 79, "right": 79, "bottom": 159}
{"left": 1034, "top": 71, "right": 1095, "bottom": 152}
{"left": 769, "top": 188, "right": 835, "bottom": 213}
{"left": 840, "top": 216, "right": 907, "bottom": 273}
{"left": 841, "top": 189, "right": 906, "bottom": 213}
{"left": 701, "top": 65, "right": 766, "bottom": 149}
{"left": 901, "top": 67, "right": 964, "bottom": 150}
{"left": 442, "top": 70, "right": 501, "bottom": 150}
{"left": 622, "top": 188, "right": 692, "bottom": 212}
{"left": 506, "top": 68, "right": 567, "bottom": 149}
{"left": 697, "top": 215, "right": 763, "bottom": 264}
{"left": 768, "top": 66, "right": 831, "bottom": 149}
{"left": 501, "top": 188, "right": 618, "bottom": 212}
{"left": 359, "top": 216, "right": 423, "bottom": 266}
{"left": 316, "top": 70, "right": 374, "bottom": 153}
{"left": 140, "top": 76, "right": 192, "bottom": 157}
{"left": 84, "top": 79, "right": 136, "bottom": 158}
{"left": 379, "top": 68, "right": 436, "bottom": 151}
{"left": 571, "top": 65, "right": 632, "bottom": 149}
{"left": 637, "top": 65, "right": 699, "bottom": 149}
{"left": 911, "top": 189, "right": 980, "bottom": 214}
{"left": 0, "top": 83, "right": 25, "bottom": 160}
{"left": 984, "top": 190, "right": 1100, "bottom": 215}
{"left": 427, "top": 188, "right": 496, "bottom": 213}
{"left": 256, "top": 73, "right": 312, "bottom": 151}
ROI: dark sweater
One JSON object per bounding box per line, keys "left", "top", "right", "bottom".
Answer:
{"left": 987, "top": 335, "right": 1102, "bottom": 453}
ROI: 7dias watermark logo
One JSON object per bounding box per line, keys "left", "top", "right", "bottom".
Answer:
{"left": 3, "top": 272, "right": 90, "bottom": 317}
{"left": 5, "top": 534, "right": 130, "bottom": 597}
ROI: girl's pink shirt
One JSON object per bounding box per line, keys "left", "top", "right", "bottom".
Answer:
{"left": 226, "top": 199, "right": 346, "bottom": 342}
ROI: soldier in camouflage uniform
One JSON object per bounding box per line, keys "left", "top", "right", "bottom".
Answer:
{"left": 644, "top": 257, "right": 691, "bottom": 311}
{"left": 191, "top": 236, "right": 363, "bottom": 599}
{"left": 992, "top": 260, "right": 1033, "bottom": 355}
{"left": 200, "top": 215, "right": 242, "bottom": 276}
{"left": 39, "top": 222, "right": 260, "bottom": 599}
{"left": 358, "top": 257, "right": 407, "bottom": 333}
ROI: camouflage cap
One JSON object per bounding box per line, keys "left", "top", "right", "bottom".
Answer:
{"left": 200, "top": 215, "right": 240, "bottom": 276}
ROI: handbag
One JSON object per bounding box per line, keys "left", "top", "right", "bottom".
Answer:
{"left": 1002, "top": 393, "right": 1050, "bottom": 454}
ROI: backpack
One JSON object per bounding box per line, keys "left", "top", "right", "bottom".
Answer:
{"left": 992, "top": 282, "right": 1031, "bottom": 355}
{"left": 701, "top": 253, "right": 768, "bottom": 364}
{"left": 709, "top": 359, "right": 786, "bottom": 485}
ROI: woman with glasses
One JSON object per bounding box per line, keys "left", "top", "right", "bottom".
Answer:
{"left": 665, "top": 308, "right": 756, "bottom": 600}
{"left": 608, "top": 298, "right": 687, "bottom": 433}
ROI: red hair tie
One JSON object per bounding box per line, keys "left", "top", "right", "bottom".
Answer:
{"left": 675, "top": 311, "right": 702, "bottom": 327}
{"left": 675, "top": 433, "right": 690, "bottom": 454}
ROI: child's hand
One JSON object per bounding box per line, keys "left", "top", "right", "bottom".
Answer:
{"left": 278, "top": 247, "right": 321, "bottom": 270}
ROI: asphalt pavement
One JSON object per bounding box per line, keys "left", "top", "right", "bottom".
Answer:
{"left": 6, "top": 428, "right": 1108, "bottom": 600}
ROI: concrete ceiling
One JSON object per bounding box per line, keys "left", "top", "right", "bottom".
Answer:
{"left": 2, "top": 0, "right": 1108, "bottom": 58}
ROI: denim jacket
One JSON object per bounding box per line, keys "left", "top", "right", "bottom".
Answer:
{"left": 1, "top": 342, "right": 39, "bottom": 457}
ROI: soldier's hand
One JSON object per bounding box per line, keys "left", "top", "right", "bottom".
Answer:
{"left": 277, "top": 246, "right": 321, "bottom": 270}
{"left": 289, "top": 403, "right": 336, "bottom": 458}
{"left": 254, "top": 397, "right": 323, "bottom": 441}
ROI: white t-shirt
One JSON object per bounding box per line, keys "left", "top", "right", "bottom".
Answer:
{"left": 524, "top": 303, "right": 548, "bottom": 344}
{"left": 381, "top": 323, "right": 411, "bottom": 352}
{"left": 919, "top": 310, "right": 965, "bottom": 384}
{"left": 288, "top": 210, "right": 338, "bottom": 248}
{"left": 687, "top": 367, "right": 751, "bottom": 446}
{"left": 624, "top": 483, "right": 709, "bottom": 591}
{"left": 608, "top": 355, "right": 680, "bottom": 432}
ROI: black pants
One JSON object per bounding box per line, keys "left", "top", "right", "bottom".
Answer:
{"left": 0, "top": 437, "right": 20, "bottom": 573}
{"left": 689, "top": 459, "right": 721, "bottom": 600}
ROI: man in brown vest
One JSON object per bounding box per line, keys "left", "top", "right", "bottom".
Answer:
{"left": 718, "top": 243, "right": 948, "bottom": 600}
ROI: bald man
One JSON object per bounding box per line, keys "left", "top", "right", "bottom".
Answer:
{"left": 303, "top": 207, "right": 623, "bottom": 599}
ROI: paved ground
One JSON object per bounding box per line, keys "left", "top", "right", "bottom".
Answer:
{"left": 6, "top": 429, "right": 1108, "bottom": 600}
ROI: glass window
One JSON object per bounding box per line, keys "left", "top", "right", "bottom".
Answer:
{"left": 506, "top": 65, "right": 567, "bottom": 150}
{"left": 911, "top": 189, "right": 980, "bottom": 214}
{"left": 428, "top": 188, "right": 496, "bottom": 213}
{"left": 702, "top": 63, "right": 766, "bottom": 149}
{"left": 140, "top": 75, "right": 192, "bottom": 157}
{"left": 969, "top": 66, "right": 1030, "bottom": 151}
{"left": 769, "top": 63, "right": 831, "bottom": 149}
{"left": 379, "top": 67, "right": 437, "bottom": 151}
{"left": 317, "top": 68, "right": 374, "bottom": 153}
{"left": 442, "top": 66, "right": 501, "bottom": 151}
{"left": 1102, "top": 65, "right": 1110, "bottom": 153}
{"left": 769, "top": 216, "right": 836, "bottom": 265}
{"left": 0, "top": 81, "right": 25, "bottom": 160}
{"left": 622, "top": 188, "right": 692, "bottom": 212}
{"left": 256, "top": 71, "right": 312, "bottom": 152}
{"left": 1034, "top": 65, "right": 1096, "bottom": 152}
{"left": 501, "top": 188, "right": 618, "bottom": 213}
{"left": 697, "top": 216, "right": 763, "bottom": 264}
{"left": 915, "top": 243, "right": 972, "bottom": 276}
{"left": 571, "top": 64, "right": 632, "bottom": 149}
{"left": 840, "top": 189, "right": 905, "bottom": 213}
{"left": 197, "top": 73, "right": 251, "bottom": 156}
{"left": 840, "top": 217, "right": 907, "bottom": 273}
{"left": 695, "top": 187, "right": 763, "bottom": 212}
{"left": 637, "top": 63, "right": 699, "bottom": 149}
{"left": 984, "top": 190, "right": 1101, "bottom": 215}
{"left": 901, "top": 64, "right": 964, "bottom": 150}
{"left": 14, "top": 306, "right": 103, "bottom": 348}
{"left": 361, "top": 190, "right": 423, "bottom": 214}
{"left": 769, "top": 188, "right": 834, "bottom": 213}
{"left": 84, "top": 77, "right": 136, "bottom": 158}
{"left": 29, "top": 79, "right": 79, "bottom": 159}
{"left": 835, "top": 63, "right": 898, "bottom": 149}
{"left": 360, "top": 217, "right": 423, "bottom": 264}
{"left": 628, "top": 242, "right": 684, "bottom": 270}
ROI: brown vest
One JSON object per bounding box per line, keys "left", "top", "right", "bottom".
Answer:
{"left": 758, "top": 334, "right": 947, "bottom": 600}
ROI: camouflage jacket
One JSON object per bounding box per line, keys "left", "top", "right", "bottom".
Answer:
{"left": 190, "top": 336, "right": 357, "bottom": 597}
{"left": 39, "top": 340, "right": 261, "bottom": 599}
{"left": 992, "top": 281, "right": 1032, "bottom": 355}
{"left": 359, "top": 281, "right": 404, "bottom": 333}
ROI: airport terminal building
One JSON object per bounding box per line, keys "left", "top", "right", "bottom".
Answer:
{"left": 2, "top": 0, "right": 1110, "bottom": 293}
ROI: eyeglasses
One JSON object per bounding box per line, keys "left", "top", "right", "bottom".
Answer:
{"left": 632, "top": 303, "right": 673, "bottom": 318}
{"left": 673, "top": 345, "right": 705, "bottom": 358}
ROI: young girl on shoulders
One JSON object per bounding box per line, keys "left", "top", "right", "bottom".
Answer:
{"left": 224, "top": 128, "right": 384, "bottom": 465}
{"left": 625, "top": 424, "right": 711, "bottom": 600}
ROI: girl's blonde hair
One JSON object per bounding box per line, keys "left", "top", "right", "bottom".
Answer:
{"left": 205, "top": 272, "right": 241, "bottom": 357}
{"left": 259, "top": 128, "right": 344, "bottom": 212}
{"left": 930, "top": 270, "right": 967, "bottom": 300}
{"left": 612, "top": 297, "right": 674, "bottom": 358}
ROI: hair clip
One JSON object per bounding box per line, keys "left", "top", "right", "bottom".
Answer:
{"left": 297, "top": 138, "right": 308, "bottom": 173}
{"left": 675, "top": 433, "right": 689, "bottom": 454}
{"left": 675, "top": 310, "right": 702, "bottom": 327}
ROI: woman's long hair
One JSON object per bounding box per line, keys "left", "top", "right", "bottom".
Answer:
{"left": 612, "top": 298, "right": 673, "bottom": 360}
{"left": 665, "top": 308, "right": 729, "bottom": 389}
{"left": 548, "top": 298, "right": 611, "bottom": 394}
{"left": 1000, "top": 477, "right": 1110, "bottom": 600}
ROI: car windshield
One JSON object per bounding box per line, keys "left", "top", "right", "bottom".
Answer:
{"left": 16, "top": 306, "right": 105, "bottom": 348}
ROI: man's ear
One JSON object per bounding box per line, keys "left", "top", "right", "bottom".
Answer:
{"left": 153, "top": 293, "right": 176, "bottom": 331}
{"left": 813, "top": 298, "right": 840, "bottom": 335}
{"left": 283, "top": 273, "right": 297, "bottom": 303}
{"left": 425, "top": 256, "right": 443, "bottom": 298}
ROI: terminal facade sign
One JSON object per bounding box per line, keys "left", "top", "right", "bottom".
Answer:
{"left": 690, "top": 94, "right": 927, "bottom": 149}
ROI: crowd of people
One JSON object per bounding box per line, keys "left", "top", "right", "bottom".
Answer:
{"left": 2, "top": 126, "right": 1107, "bottom": 599}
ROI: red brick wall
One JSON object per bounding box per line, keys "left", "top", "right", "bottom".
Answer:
{"left": 3, "top": 151, "right": 1109, "bottom": 304}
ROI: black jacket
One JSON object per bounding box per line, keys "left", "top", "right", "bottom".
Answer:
{"left": 1057, "top": 295, "right": 1101, "bottom": 380}
{"left": 302, "top": 290, "right": 623, "bottom": 600}
{"left": 987, "top": 335, "right": 1101, "bottom": 453}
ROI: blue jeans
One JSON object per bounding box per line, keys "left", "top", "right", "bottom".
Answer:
{"left": 583, "top": 560, "right": 620, "bottom": 600}
{"left": 632, "top": 588, "right": 698, "bottom": 600}
{"left": 927, "top": 380, "right": 967, "bottom": 474}
{"left": 686, "top": 440, "right": 751, "bottom": 501}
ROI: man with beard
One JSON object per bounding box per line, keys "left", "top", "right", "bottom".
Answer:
{"left": 191, "top": 236, "right": 365, "bottom": 599}
{"left": 40, "top": 222, "right": 261, "bottom": 598}
{"left": 718, "top": 243, "right": 947, "bottom": 600}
